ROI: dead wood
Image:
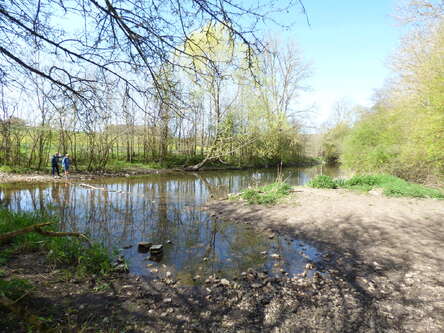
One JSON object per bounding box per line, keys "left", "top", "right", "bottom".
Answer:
{"left": 0, "top": 223, "right": 53, "bottom": 242}
{"left": 0, "top": 223, "right": 90, "bottom": 245}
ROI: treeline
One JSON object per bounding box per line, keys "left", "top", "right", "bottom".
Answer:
{"left": 320, "top": 1, "right": 443, "bottom": 181}
{"left": 0, "top": 25, "right": 312, "bottom": 172}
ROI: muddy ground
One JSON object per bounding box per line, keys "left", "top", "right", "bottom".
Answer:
{"left": 207, "top": 187, "right": 444, "bottom": 332}
{"left": 1, "top": 187, "right": 443, "bottom": 332}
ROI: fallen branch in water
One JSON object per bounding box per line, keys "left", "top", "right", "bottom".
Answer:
{"left": 79, "top": 183, "right": 106, "bottom": 190}
{"left": 34, "top": 228, "right": 91, "bottom": 245}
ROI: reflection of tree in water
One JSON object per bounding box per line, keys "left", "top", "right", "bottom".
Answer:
{"left": 0, "top": 167, "right": 332, "bottom": 279}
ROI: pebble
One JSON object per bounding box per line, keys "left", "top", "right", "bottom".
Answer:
{"left": 305, "top": 263, "right": 315, "bottom": 270}
{"left": 220, "top": 278, "right": 230, "bottom": 286}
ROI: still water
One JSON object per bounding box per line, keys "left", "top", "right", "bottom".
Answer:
{"left": 0, "top": 166, "right": 340, "bottom": 283}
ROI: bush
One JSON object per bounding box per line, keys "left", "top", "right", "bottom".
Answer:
{"left": 0, "top": 209, "right": 114, "bottom": 275}
{"left": 308, "top": 175, "right": 337, "bottom": 189}
{"left": 234, "top": 182, "right": 292, "bottom": 205}
{"left": 307, "top": 173, "right": 444, "bottom": 199}
{"left": 0, "top": 279, "right": 33, "bottom": 300}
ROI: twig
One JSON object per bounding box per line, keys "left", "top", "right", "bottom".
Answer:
{"left": 35, "top": 228, "right": 92, "bottom": 245}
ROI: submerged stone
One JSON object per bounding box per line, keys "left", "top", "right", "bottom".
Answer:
{"left": 138, "top": 242, "right": 152, "bottom": 253}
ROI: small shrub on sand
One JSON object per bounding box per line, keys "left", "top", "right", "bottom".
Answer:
{"left": 307, "top": 174, "right": 444, "bottom": 199}
{"left": 232, "top": 182, "right": 292, "bottom": 205}
{"left": 308, "top": 175, "right": 337, "bottom": 189}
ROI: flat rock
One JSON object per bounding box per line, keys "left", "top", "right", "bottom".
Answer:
{"left": 150, "top": 244, "right": 163, "bottom": 253}
{"left": 138, "top": 242, "right": 152, "bottom": 252}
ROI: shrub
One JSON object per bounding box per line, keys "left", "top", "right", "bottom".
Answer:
{"left": 307, "top": 173, "right": 444, "bottom": 199}
{"left": 234, "top": 182, "right": 292, "bottom": 205}
{"left": 308, "top": 175, "right": 337, "bottom": 189}
{"left": 0, "top": 209, "right": 114, "bottom": 275}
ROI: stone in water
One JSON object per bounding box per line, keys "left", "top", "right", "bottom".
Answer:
{"left": 138, "top": 242, "right": 152, "bottom": 253}
{"left": 150, "top": 244, "right": 163, "bottom": 253}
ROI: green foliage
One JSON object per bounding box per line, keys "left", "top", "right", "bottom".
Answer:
{"left": 233, "top": 182, "right": 292, "bottom": 205}
{"left": 0, "top": 165, "right": 13, "bottom": 173}
{"left": 308, "top": 175, "right": 338, "bottom": 189}
{"left": 47, "top": 240, "right": 112, "bottom": 275}
{"left": 0, "top": 165, "right": 35, "bottom": 174}
{"left": 307, "top": 174, "right": 444, "bottom": 199}
{"left": 341, "top": 108, "right": 401, "bottom": 173}
{"left": 341, "top": 20, "right": 444, "bottom": 180}
{"left": 321, "top": 123, "right": 350, "bottom": 165}
{"left": 343, "top": 174, "right": 444, "bottom": 198}
{"left": 0, "top": 209, "right": 113, "bottom": 275}
{"left": 0, "top": 279, "right": 33, "bottom": 300}
{"left": 104, "top": 160, "right": 163, "bottom": 171}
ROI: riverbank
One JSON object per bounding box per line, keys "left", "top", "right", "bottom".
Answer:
{"left": 3, "top": 186, "right": 443, "bottom": 331}
{"left": 206, "top": 187, "right": 444, "bottom": 332}
{"left": 0, "top": 208, "right": 376, "bottom": 332}
{"left": 0, "top": 166, "right": 269, "bottom": 184}
{"left": 0, "top": 160, "right": 319, "bottom": 185}
{"left": 0, "top": 169, "right": 176, "bottom": 184}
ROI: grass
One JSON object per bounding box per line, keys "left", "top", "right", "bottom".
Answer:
{"left": 0, "top": 209, "right": 119, "bottom": 330}
{"left": 231, "top": 182, "right": 292, "bottom": 205}
{"left": 0, "top": 209, "right": 114, "bottom": 276}
{"left": 307, "top": 175, "right": 338, "bottom": 189}
{"left": 308, "top": 174, "right": 444, "bottom": 199}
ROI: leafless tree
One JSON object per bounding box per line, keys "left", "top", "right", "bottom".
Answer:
{"left": 0, "top": 0, "right": 305, "bottom": 112}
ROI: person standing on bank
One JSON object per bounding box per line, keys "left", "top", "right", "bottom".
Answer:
{"left": 51, "top": 152, "right": 61, "bottom": 177}
{"left": 62, "top": 153, "right": 71, "bottom": 177}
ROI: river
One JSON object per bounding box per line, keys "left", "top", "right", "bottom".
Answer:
{"left": 0, "top": 166, "right": 340, "bottom": 283}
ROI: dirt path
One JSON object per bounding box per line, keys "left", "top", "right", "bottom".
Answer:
{"left": 207, "top": 187, "right": 444, "bottom": 332}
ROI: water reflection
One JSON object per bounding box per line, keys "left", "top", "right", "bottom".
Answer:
{"left": 0, "top": 166, "right": 339, "bottom": 282}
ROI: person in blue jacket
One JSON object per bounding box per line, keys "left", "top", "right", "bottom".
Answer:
{"left": 51, "top": 152, "right": 61, "bottom": 177}
{"left": 62, "top": 153, "right": 71, "bottom": 177}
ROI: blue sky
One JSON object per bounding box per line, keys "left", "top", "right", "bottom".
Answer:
{"left": 274, "top": 0, "right": 404, "bottom": 126}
